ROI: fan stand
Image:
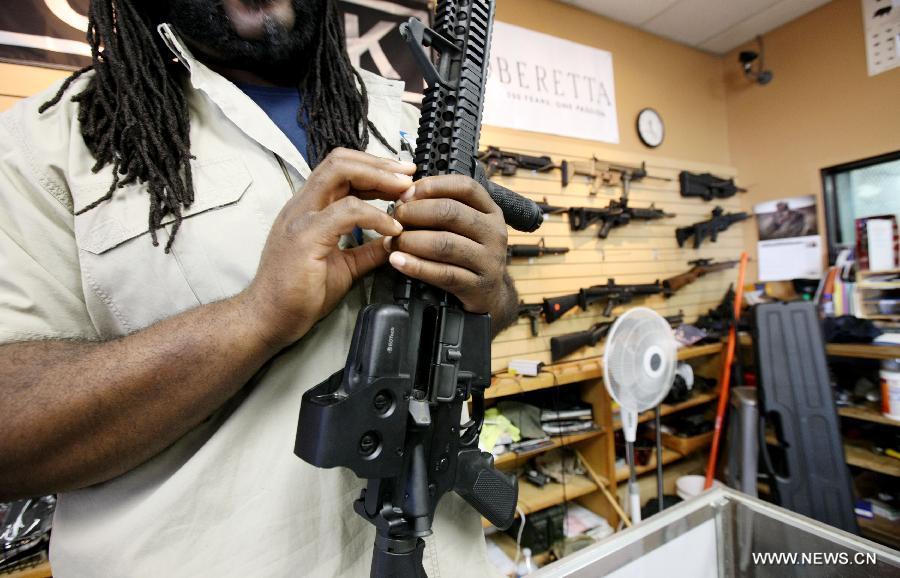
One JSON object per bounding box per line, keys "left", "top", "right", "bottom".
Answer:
{"left": 621, "top": 409, "right": 642, "bottom": 524}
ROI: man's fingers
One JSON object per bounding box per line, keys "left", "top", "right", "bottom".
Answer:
{"left": 300, "top": 197, "right": 402, "bottom": 258}
{"left": 393, "top": 198, "right": 494, "bottom": 244}
{"left": 342, "top": 238, "right": 390, "bottom": 281}
{"left": 409, "top": 174, "right": 500, "bottom": 215}
{"left": 302, "top": 148, "right": 417, "bottom": 209}
{"left": 387, "top": 230, "right": 485, "bottom": 273}
{"left": 388, "top": 251, "right": 488, "bottom": 311}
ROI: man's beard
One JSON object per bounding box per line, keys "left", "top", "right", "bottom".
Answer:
{"left": 165, "top": 0, "right": 324, "bottom": 73}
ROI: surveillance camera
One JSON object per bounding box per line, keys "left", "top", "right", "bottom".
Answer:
{"left": 738, "top": 51, "right": 759, "bottom": 65}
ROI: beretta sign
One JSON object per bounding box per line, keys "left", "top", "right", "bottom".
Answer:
{"left": 483, "top": 22, "right": 620, "bottom": 144}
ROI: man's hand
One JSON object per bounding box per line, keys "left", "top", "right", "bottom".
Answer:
{"left": 245, "top": 148, "right": 416, "bottom": 349}
{"left": 384, "top": 175, "right": 518, "bottom": 331}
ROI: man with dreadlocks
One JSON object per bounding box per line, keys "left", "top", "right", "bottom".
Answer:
{"left": 0, "top": 0, "right": 517, "bottom": 576}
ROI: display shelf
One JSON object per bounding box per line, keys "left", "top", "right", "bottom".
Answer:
{"left": 615, "top": 447, "right": 683, "bottom": 482}
{"left": 858, "top": 516, "right": 900, "bottom": 550}
{"left": 482, "top": 473, "right": 598, "bottom": 528}
{"left": 488, "top": 358, "right": 602, "bottom": 399}
{"left": 1, "top": 561, "right": 51, "bottom": 578}
{"left": 488, "top": 344, "right": 726, "bottom": 400}
{"left": 658, "top": 430, "right": 714, "bottom": 455}
{"left": 486, "top": 532, "right": 554, "bottom": 576}
{"left": 612, "top": 391, "right": 719, "bottom": 431}
{"left": 741, "top": 335, "right": 900, "bottom": 360}
{"left": 844, "top": 442, "right": 900, "bottom": 478}
{"left": 838, "top": 404, "right": 899, "bottom": 427}
{"left": 493, "top": 429, "right": 604, "bottom": 468}
{"left": 825, "top": 343, "right": 900, "bottom": 360}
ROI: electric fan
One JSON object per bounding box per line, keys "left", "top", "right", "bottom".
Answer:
{"left": 603, "top": 307, "right": 677, "bottom": 523}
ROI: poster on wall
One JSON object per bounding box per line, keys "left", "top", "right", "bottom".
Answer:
{"left": 861, "top": 0, "right": 900, "bottom": 76}
{"left": 0, "top": 0, "right": 429, "bottom": 102}
{"left": 483, "top": 22, "right": 620, "bottom": 144}
{"left": 754, "top": 195, "right": 824, "bottom": 281}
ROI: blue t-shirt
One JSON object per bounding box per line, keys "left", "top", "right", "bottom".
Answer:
{"left": 237, "top": 83, "right": 309, "bottom": 161}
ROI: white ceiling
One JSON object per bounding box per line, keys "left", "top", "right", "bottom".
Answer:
{"left": 559, "top": 0, "right": 832, "bottom": 54}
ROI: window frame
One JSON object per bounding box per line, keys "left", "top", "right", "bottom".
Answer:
{"left": 820, "top": 149, "right": 900, "bottom": 265}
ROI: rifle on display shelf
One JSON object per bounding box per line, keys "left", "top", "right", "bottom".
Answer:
{"left": 295, "top": 3, "right": 540, "bottom": 576}
{"left": 550, "top": 319, "right": 615, "bottom": 362}
{"left": 664, "top": 310, "right": 685, "bottom": 328}
{"left": 549, "top": 309, "right": 685, "bottom": 362}
{"left": 565, "top": 158, "right": 671, "bottom": 196}
{"left": 517, "top": 301, "right": 544, "bottom": 337}
{"left": 662, "top": 259, "right": 740, "bottom": 292}
{"left": 675, "top": 206, "right": 750, "bottom": 249}
{"left": 542, "top": 279, "right": 669, "bottom": 323}
{"left": 536, "top": 197, "right": 568, "bottom": 216}
{"left": 679, "top": 171, "right": 746, "bottom": 201}
{"left": 507, "top": 238, "right": 569, "bottom": 262}
{"left": 478, "top": 146, "right": 569, "bottom": 184}
{"left": 568, "top": 197, "right": 674, "bottom": 239}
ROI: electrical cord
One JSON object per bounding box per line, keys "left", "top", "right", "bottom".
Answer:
{"left": 514, "top": 505, "right": 527, "bottom": 568}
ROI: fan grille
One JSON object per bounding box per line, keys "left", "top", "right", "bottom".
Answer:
{"left": 603, "top": 307, "right": 677, "bottom": 412}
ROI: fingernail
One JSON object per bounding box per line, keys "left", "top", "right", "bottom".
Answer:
{"left": 382, "top": 236, "right": 392, "bottom": 251}
{"left": 394, "top": 173, "right": 413, "bottom": 185}
{"left": 392, "top": 218, "right": 403, "bottom": 232}
{"left": 400, "top": 184, "right": 415, "bottom": 202}
{"left": 396, "top": 161, "right": 417, "bottom": 173}
{"left": 390, "top": 252, "right": 407, "bottom": 268}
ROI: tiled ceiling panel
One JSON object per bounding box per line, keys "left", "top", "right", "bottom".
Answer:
{"left": 558, "top": 0, "right": 832, "bottom": 54}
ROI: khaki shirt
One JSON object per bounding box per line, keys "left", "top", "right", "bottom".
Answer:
{"left": 0, "top": 23, "right": 493, "bottom": 578}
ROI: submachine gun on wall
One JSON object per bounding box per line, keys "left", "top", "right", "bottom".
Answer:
{"left": 550, "top": 311, "right": 684, "bottom": 362}
{"left": 676, "top": 206, "right": 750, "bottom": 248}
{"left": 295, "top": 2, "right": 543, "bottom": 576}
{"left": 478, "top": 146, "right": 570, "bottom": 184}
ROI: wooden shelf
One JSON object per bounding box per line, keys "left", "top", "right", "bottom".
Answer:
{"left": 825, "top": 343, "right": 900, "bottom": 360}
{"left": 489, "top": 358, "right": 602, "bottom": 399}
{"left": 615, "top": 447, "right": 683, "bottom": 482}
{"left": 1, "top": 561, "right": 52, "bottom": 578}
{"left": 844, "top": 442, "right": 900, "bottom": 477}
{"left": 489, "top": 344, "right": 725, "bottom": 400}
{"left": 678, "top": 343, "right": 724, "bottom": 360}
{"left": 612, "top": 390, "right": 719, "bottom": 431}
{"left": 859, "top": 516, "right": 900, "bottom": 550}
{"left": 483, "top": 473, "right": 598, "bottom": 528}
{"left": 838, "top": 404, "right": 900, "bottom": 427}
{"left": 493, "top": 429, "right": 604, "bottom": 468}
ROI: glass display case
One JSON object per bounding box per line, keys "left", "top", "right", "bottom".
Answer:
{"left": 533, "top": 487, "right": 900, "bottom": 577}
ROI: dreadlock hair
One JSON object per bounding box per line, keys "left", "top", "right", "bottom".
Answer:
{"left": 42, "top": 0, "right": 396, "bottom": 252}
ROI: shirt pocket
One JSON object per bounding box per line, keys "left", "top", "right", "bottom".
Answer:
{"left": 73, "top": 156, "right": 260, "bottom": 337}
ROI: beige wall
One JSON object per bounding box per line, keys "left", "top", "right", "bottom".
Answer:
{"left": 3, "top": 0, "right": 897, "bottom": 285}
{"left": 724, "top": 0, "right": 900, "bottom": 280}
{"left": 495, "top": 0, "right": 731, "bottom": 166}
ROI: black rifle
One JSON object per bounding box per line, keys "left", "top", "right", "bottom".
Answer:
{"left": 543, "top": 279, "right": 668, "bottom": 322}
{"left": 679, "top": 171, "right": 746, "bottom": 201}
{"left": 550, "top": 310, "right": 685, "bottom": 362}
{"left": 550, "top": 319, "right": 615, "bottom": 362}
{"left": 675, "top": 206, "right": 750, "bottom": 248}
{"left": 507, "top": 238, "right": 569, "bottom": 262}
{"left": 565, "top": 159, "right": 671, "bottom": 196}
{"left": 569, "top": 197, "right": 674, "bottom": 239}
{"left": 662, "top": 258, "right": 740, "bottom": 292}
{"left": 537, "top": 197, "right": 568, "bottom": 216}
{"left": 295, "top": 4, "right": 538, "bottom": 576}
{"left": 517, "top": 301, "right": 544, "bottom": 336}
{"left": 479, "top": 146, "right": 569, "bottom": 185}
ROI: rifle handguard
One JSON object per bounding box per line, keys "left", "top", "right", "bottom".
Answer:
{"left": 454, "top": 449, "right": 518, "bottom": 530}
